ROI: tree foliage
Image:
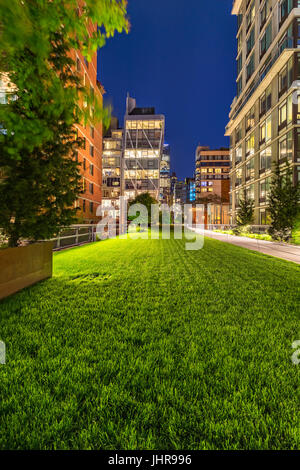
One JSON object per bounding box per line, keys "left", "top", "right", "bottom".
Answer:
{"left": 236, "top": 189, "right": 254, "bottom": 227}
{"left": 0, "top": 0, "right": 128, "bottom": 246}
{"left": 267, "top": 162, "right": 300, "bottom": 241}
{"left": 128, "top": 192, "right": 158, "bottom": 226}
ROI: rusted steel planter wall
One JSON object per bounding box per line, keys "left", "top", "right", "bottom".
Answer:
{"left": 0, "top": 241, "right": 53, "bottom": 301}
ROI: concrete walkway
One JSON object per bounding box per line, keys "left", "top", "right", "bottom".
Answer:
{"left": 191, "top": 228, "right": 300, "bottom": 264}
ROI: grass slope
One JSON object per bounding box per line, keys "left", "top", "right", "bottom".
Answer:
{"left": 0, "top": 234, "right": 299, "bottom": 450}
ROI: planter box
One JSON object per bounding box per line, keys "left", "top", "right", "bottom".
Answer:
{"left": 0, "top": 241, "right": 53, "bottom": 301}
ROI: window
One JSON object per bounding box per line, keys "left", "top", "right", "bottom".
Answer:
{"left": 279, "top": 65, "right": 288, "bottom": 95}
{"left": 246, "top": 183, "right": 255, "bottom": 200}
{"left": 84, "top": 57, "right": 89, "bottom": 68}
{"left": 260, "top": 92, "right": 266, "bottom": 116}
{"left": 90, "top": 126, "right": 94, "bottom": 138}
{"left": 236, "top": 145, "right": 243, "bottom": 165}
{"left": 236, "top": 168, "right": 243, "bottom": 186}
{"left": 260, "top": 177, "right": 271, "bottom": 199}
{"left": 83, "top": 199, "right": 86, "bottom": 212}
{"left": 246, "top": 54, "right": 255, "bottom": 82}
{"left": 236, "top": 124, "right": 242, "bottom": 143}
{"left": 90, "top": 144, "right": 94, "bottom": 157}
{"left": 89, "top": 183, "right": 94, "bottom": 194}
{"left": 89, "top": 164, "right": 94, "bottom": 176}
{"left": 260, "top": 146, "right": 272, "bottom": 170}
{"left": 246, "top": 106, "right": 255, "bottom": 131}
{"left": 279, "top": 0, "right": 292, "bottom": 26}
{"left": 260, "top": 209, "right": 271, "bottom": 225}
{"left": 246, "top": 132, "right": 255, "bottom": 156}
{"left": 246, "top": 158, "right": 255, "bottom": 179}
{"left": 82, "top": 137, "right": 86, "bottom": 149}
{"left": 266, "top": 85, "right": 272, "bottom": 111}
{"left": 279, "top": 131, "right": 293, "bottom": 160}
{"left": 260, "top": 86, "right": 272, "bottom": 116}
{"left": 83, "top": 158, "right": 86, "bottom": 170}
{"left": 279, "top": 101, "right": 287, "bottom": 126}
{"left": 247, "top": 28, "right": 255, "bottom": 57}
{"left": 76, "top": 57, "right": 81, "bottom": 72}
{"left": 260, "top": 0, "right": 270, "bottom": 30}
{"left": 89, "top": 202, "right": 94, "bottom": 213}
{"left": 246, "top": 2, "right": 255, "bottom": 32}
{"left": 260, "top": 22, "right": 272, "bottom": 58}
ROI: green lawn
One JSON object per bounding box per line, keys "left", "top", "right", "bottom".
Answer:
{"left": 0, "top": 234, "right": 299, "bottom": 450}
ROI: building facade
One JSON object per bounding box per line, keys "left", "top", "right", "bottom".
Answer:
{"left": 226, "top": 0, "right": 300, "bottom": 225}
{"left": 173, "top": 180, "right": 187, "bottom": 205}
{"left": 195, "top": 146, "right": 230, "bottom": 199}
{"left": 71, "top": 8, "right": 104, "bottom": 224}
{"left": 195, "top": 146, "right": 230, "bottom": 224}
{"left": 102, "top": 117, "right": 123, "bottom": 218}
{"left": 160, "top": 144, "right": 171, "bottom": 204}
{"left": 123, "top": 95, "right": 165, "bottom": 201}
{"left": 185, "top": 177, "right": 196, "bottom": 203}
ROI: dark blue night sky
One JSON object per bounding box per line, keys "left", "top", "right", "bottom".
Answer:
{"left": 98, "top": 0, "right": 237, "bottom": 179}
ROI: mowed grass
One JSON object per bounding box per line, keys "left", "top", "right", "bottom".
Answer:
{"left": 0, "top": 233, "right": 299, "bottom": 450}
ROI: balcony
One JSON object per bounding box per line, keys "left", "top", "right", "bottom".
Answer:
{"left": 227, "top": 37, "right": 294, "bottom": 130}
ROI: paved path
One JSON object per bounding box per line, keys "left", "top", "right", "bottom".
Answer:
{"left": 190, "top": 228, "right": 300, "bottom": 264}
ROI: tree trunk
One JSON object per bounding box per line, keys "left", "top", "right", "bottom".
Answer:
{"left": 8, "top": 234, "right": 19, "bottom": 248}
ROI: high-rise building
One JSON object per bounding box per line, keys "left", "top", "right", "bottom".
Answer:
{"left": 185, "top": 177, "right": 196, "bottom": 203}
{"left": 226, "top": 0, "right": 300, "bottom": 225}
{"left": 123, "top": 94, "right": 165, "bottom": 200}
{"left": 195, "top": 146, "right": 230, "bottom": 224}
{"left": 160, "top": 144, "right": 171, "bottom": 204}
{"left": 173, "top": 179, "right": 187, "bottom": 205}
{"left": 102, "top": 117, "right": 123, "bottom": 218}
{"left": 71, "top": 18, "right": 104, "bottom": 223}
{"left": 170, "top": 172, "right": 178, "bottom": 204}
{"left": 195, "top": 146, "right": 230, "bottom": 199}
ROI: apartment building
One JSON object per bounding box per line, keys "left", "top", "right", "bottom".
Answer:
{"left": 195, "top": 146, "right": 230, "bottom": 224}
{"left": 71, "top": 7, "right": 104, "bottom": 223}
{"left": 123, "top": 95, "right": 165, "bottom": 201}
{"left": 102, "top": 117, "right": 123, "bottom": 218}
{"left": 226, "top": 0, "right": 300, "bottom": 225}
{"left": 160, "top": 143, "right": 171, "bottom": 204}
{"left": 195, "top": 146, "right": 230, "bottom": 199}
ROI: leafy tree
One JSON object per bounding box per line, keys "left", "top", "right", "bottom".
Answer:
{"left": 236, "top": 189, "right": 254, "bottom": 227}
{"left": 128, "top": 192, "right": 158, "bottom": 226}
{"left": 0, "top": 0, "right": 128, "bottom": 247}
{"left": 268, "top": 162, "right": 300, "bottom": 241}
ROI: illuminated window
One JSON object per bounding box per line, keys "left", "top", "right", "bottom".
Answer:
{"left": 246, "top": 132, "right": 255, "bottom": 156}
{"left": 279, "top": 102, "right": 287, "bottom": 125}
{"left": 260, "top": 146, "right": 272, "bottom": 170}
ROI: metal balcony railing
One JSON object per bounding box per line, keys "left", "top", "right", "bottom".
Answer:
{"left": 230, "top": 37, "right": 294, "bottom": 123}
